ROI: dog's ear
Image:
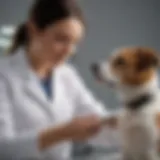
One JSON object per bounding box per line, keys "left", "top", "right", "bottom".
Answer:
{"left": 136, "top": 48, "right": 159, "bottom": 71}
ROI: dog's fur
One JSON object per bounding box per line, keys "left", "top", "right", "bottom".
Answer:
{"left": 91, "top": 47, "right": 160, "bottom": 160}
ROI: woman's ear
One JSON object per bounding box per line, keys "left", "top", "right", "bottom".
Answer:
{"left": 136, "top": 48, "right": 160, "bottom": 71}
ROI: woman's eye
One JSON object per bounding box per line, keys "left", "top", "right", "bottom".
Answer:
{"left": 114, "top": 57, "right": 126, "bottom": 66}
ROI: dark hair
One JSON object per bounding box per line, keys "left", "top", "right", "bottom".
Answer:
{"left": 9, "top": 0, "right": 85, "bottom": 54}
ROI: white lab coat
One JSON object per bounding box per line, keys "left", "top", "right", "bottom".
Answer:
{"left": 0, "top": 48, "right": 116, "bottom": 160}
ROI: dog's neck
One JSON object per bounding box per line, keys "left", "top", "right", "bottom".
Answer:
{"left": 117, "top": 76, "right": 159, "bottom": 106}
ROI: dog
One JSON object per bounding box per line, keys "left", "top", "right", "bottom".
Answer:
{"left": 91, "top": 47, "right": 160, "bottom": 160}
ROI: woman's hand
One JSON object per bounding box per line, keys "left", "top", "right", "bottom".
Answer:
{"left": 101, "top": 116, "right": 118, "bottom": 128}
{"left": 66, "top": 115, "right": 102, "bottom": 141}
{"left": 39, "top": 115, "right": 102, "bottom": 150}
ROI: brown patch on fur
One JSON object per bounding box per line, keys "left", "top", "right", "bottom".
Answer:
{"left": 111, "top": 47, "right": 159, "bottom": 86}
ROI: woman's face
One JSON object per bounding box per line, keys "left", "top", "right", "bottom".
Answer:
{"left": 28, "top": 18, "right": 84, "bottom": 65}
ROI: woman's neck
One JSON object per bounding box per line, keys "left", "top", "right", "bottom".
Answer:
{"left": 27, "top": 52, "right": 54, "bottom": 79}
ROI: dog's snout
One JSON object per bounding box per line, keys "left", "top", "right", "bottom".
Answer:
{"left": 91, "top": 63, "right": 99, "bottom": 73}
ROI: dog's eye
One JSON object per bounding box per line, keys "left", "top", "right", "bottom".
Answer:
{"left": 114, "top": 57, "right": 126, "bottom": 67}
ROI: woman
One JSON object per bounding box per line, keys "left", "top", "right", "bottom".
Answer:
{"left": 0, "top": 0, "right": 117, "bottom": 159}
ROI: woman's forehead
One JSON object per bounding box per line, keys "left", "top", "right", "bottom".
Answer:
{"left": 45, "top": 18, "right": 84, "bottom": 37}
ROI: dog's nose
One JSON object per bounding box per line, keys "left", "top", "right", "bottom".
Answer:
{"left": 91, "top": 63, "right": 99, "bottom": 73}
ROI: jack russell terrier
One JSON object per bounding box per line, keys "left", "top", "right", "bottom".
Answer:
{"left": 91, "top": 47, "right": 160, "bottom": 160}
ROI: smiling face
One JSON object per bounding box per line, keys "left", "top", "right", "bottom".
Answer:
{"left": 91, "top": 47, "right": 159, "bottom": 88}
{"left": 28, "top": 17, "right": 84, "bottom": 66}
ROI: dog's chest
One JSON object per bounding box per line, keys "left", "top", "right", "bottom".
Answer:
{"left": 120, "top": 104, "right": 159, "bottom": 152}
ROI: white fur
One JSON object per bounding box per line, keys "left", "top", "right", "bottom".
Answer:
{"left": 99, "top": 61, "right": 160, "bottom": 160}
{"left": 120, "top": 81, "right": 160, "bottom": 160}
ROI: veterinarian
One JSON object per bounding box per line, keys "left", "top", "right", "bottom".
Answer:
{"left": 0, "top": 0, "right": 118, "bottom": 159}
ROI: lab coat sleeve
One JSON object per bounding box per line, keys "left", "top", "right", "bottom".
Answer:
{"left": 68, "top": 66, "right": 121, "bottom": 148}
{"left": 69, "top": 66, "right": 112, "bottom": 118}
{"left": 0, "top": 75, "right": 41, "bottom": 159}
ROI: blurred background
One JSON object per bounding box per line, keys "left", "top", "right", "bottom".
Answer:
{"left": 0, "top": 0, "right": 159, "bottom": 159}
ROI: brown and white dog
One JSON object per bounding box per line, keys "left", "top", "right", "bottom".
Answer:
{"left": 91, "top": 47, "right": 160, "bottom": 160}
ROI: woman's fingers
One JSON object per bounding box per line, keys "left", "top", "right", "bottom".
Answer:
{"left": 101, "top": 116, "right": 118, "bottom": 128}
{"left": 67, "top": 115, "right": 102, "bottom": 141}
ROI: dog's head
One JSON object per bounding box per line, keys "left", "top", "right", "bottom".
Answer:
{"left": 91, "top": 47, "right": 159, "bottom": 89}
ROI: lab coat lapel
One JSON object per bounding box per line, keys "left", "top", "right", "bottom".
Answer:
{"left": 25, "top": 72, "right": 50, "bottom": 105}
{"left": 50, "top": 66, "right": 70, "bottom": 122}
{"left": 24, "top": 72, "right": 59, "bottom": 120}
{"left": 50, "top": 65, "right": 64, "bottom": 111}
